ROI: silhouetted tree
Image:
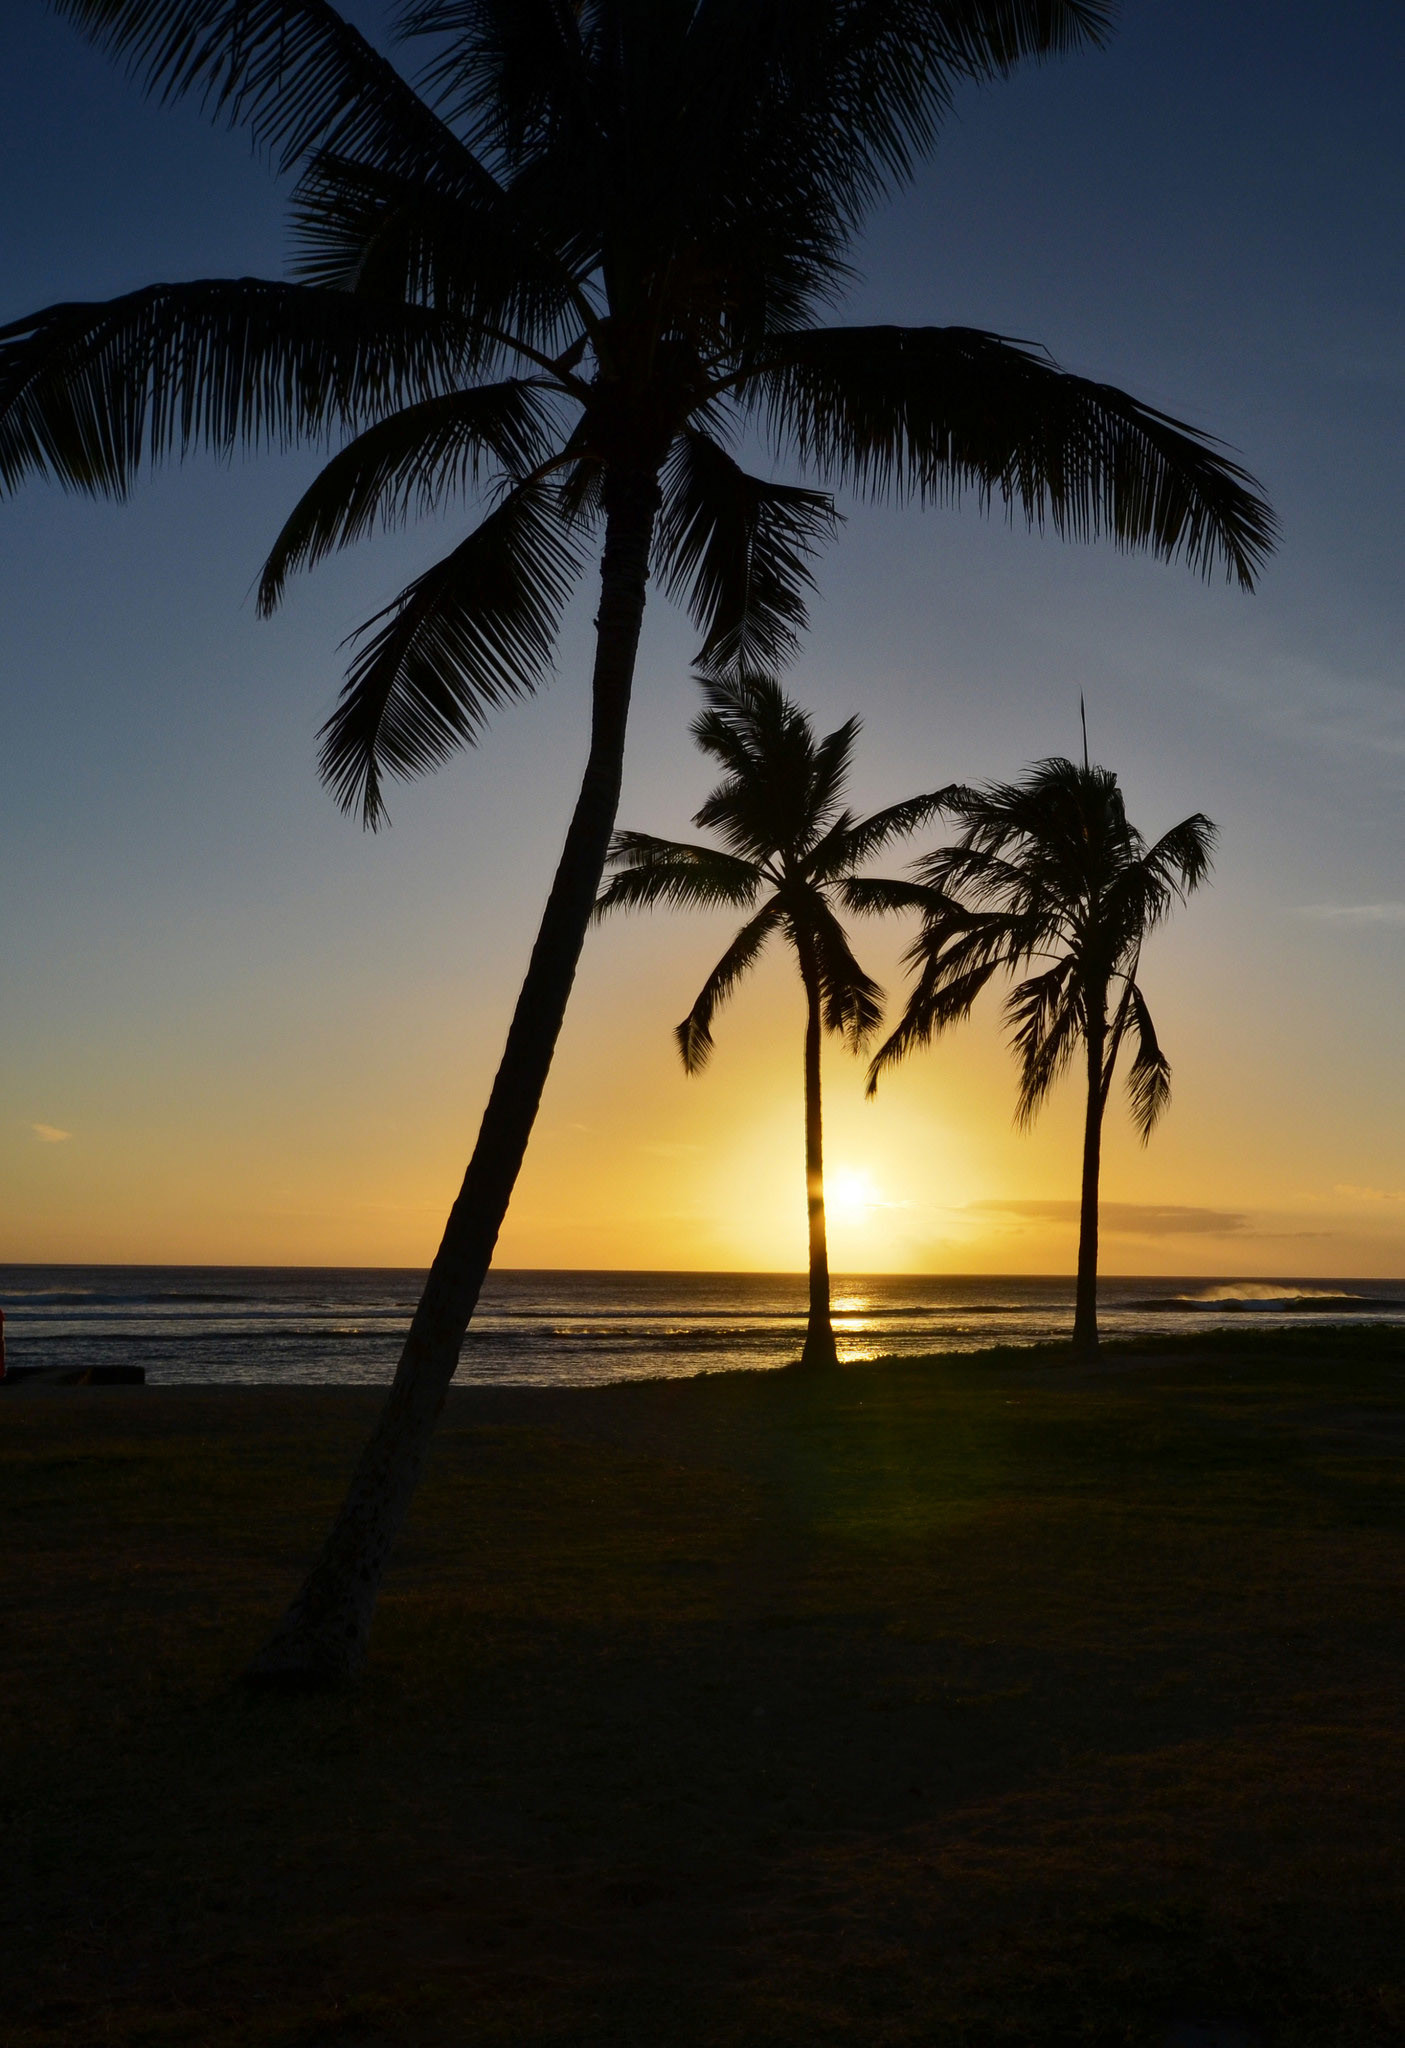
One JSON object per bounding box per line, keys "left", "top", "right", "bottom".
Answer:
{"left": 598, "top": 674, "right": 943, "bottom": 1367}
{"left": 0, "top": 1, "right": 1272, "bottom": 1680}
{"left": 860, "top": 759, "right": 1215, "bottom": 1359}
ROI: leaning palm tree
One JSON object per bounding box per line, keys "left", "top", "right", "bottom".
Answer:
{"left": 0, "top": 1, "right": 1274, "bottom": 1681}
{"left": 861, "top": 758, "right": 1215, "bottom": 1360}
{"left": 597, "top": 674, "right": 943, "bottom": 1368}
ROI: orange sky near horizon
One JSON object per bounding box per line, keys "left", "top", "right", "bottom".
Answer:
{"left": 4, "top": 856, "right": 1403, "bottom": 1278}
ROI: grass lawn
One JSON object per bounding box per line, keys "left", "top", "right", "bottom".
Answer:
{"left": 4, "top": 1328, "right": 1404, "bottom": 2046}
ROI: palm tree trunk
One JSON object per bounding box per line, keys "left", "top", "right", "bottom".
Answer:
{"left": 797, "top": 947, "right": 838, "bottom": 1370}
{"left": 1072, "top": 1008, "right": 1105, "bottom": 1362}
{"left": 244, "top": 470, "right": 662, "bottom": 1687}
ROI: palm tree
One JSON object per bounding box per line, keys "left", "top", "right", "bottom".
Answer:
{"left": 0, "top": 1, "right": 1273, "bottom": 1681}
{"left": 597, "top": 673, "right": 943, "bottom": 1368}
{"left": 861, "top": 757, "right": 1214, "bottom": 1360}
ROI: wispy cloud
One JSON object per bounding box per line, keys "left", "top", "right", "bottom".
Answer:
{"left": 968, "top": 1199, "right": 1247, "bottom": 1238}
{"left": 1299, "top": 903, "right": 1405, "bottom": 926}
{"left": 1335, "top": 1182, "right": 1405, "bottom": 1205}
{"left": 31, "top": 1123, "right": 72, "bottom": 1144}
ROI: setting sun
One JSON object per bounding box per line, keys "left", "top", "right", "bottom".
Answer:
{"left": 825, "top": 1168, "right": 883, "bottom": 1225}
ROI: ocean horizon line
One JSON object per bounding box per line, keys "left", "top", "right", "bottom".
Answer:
{"left": 6, "top": 1259, "right": 1405, "bottom": 1283}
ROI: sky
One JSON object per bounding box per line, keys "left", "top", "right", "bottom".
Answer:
{"left": 1, "top": 0, "right": 1403, "bottom": 1276}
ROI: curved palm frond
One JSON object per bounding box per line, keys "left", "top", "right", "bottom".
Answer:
{"left": 318, "top": 475, "right": 583, "bottom": 826}
{"left": 809, "top": 787, "right": 960, "bottom": 879}
{"left": 840, "top": 874, "right": 945, "bottom": 918}
{"left": 675, "top": 899, "right": 786, "bottom": 1073}
{"left": 805, "top": 715, "right": 862, "bottom": 835}
{"left": 1124, "top": 981, "right": 1172, "bottom": 1141}
{"left": 865, "top": 947, "right": 1006, "bottom": 1094}
{"left": 651, "top": 0, "right": 1115, "bottom": 257}
{"left": 257, "top": 380, "right": 560, "bottom": 611}
{"left": 1140, "top": 811, "right": 1218, "bottom": 896}
{"left": 917, "top": 840, "right": 1044, "bottom": 913}
{"left": 656, "top": 430, "right": 837, "bottom": 677}
{"left": 1006, "top": 956, "right": 1080, "bottom": 1125}
{"left": 289, "top": 153, "right": 593, "bottom": 360}
{"left": 0, "top": 279, "right": 456, "bottom": 496}
{"left": 690, "top": 670, "right": 794, "bottom": 783}
{"left": 400, "top": 0, "right": 594, "bottom": 161}
{"left": 803, "top": 897, "right": 885, "bottom": 1046}
{"left": 593, "top": 834, "right": 762, "bottom": 920}
{"left": 53, "top": 0, "right": 483, "bottom": 181}
{"left": 737, "top": 324, "right": 1277, "bottom": 587}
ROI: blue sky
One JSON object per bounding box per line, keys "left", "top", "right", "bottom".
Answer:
{"left": 1, "top": 1, "right": 1403, "bottom": 1271}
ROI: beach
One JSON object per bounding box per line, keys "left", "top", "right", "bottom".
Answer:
{"left": 6, "top": 1327, "right": 1404, "bottom": 2045}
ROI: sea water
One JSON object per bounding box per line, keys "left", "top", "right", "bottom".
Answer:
{"left": 2, "top": 1266, "right": 1403, "bottom": 1387}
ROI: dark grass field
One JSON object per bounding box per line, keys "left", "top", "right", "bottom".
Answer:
{"left": 4, "top": 1328, "right": 1404, "bottom": 2046}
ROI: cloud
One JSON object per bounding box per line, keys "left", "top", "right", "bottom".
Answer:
{"left": 30, "top": 1123, "right": 72, "bottom": 1144}
{"left": 968, "top": 1199, "right": 1247, "bottom": 1238}
{"left": 1298, "top": 903, "right": 1405, "bottom": 926}
{"left": 1335, "top": 1182, "right": 1405, "bottom": 1205}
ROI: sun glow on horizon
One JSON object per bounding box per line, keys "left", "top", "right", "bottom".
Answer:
{"left": 825, "top": 1167, "right": 886, "bottom": 1225}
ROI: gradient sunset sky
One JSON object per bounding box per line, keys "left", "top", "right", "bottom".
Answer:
{"left": 2, "top": 1, "right": 1402, "bottom": 1276}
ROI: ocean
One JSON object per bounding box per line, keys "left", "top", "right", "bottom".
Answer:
{"left": 2, "top": 1266, "right": 1403, "bottom": 1387}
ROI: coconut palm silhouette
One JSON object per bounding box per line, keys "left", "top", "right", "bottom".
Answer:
{"left": 861, "top": 758, "right": 1214, "bottom": 1358}
{"left": 598, "top": 673, "right": 945, "bottom": 1368}
{"left": 0, "top": 2, "right": 1271, "bottom": 1678}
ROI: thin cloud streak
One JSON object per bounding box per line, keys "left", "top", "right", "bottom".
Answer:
{"left": 30, "top": 1122, "right": 72, "bottom": 1143}
{"left": 1299, "top": 903, "right": 1405, "bottom": 926}
{"left": 967, "top": 1200, "right": 1247, "bottom": 1238}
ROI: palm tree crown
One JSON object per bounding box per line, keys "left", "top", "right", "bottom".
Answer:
{"left": 866, "top": 758, "right": 1213, "bottom": 1127}
{"left": 4, "top": 3, "right": 1274, "bottom": 826}
{"left": 598, "top": 672, "right": 945, "bottom": 1365}
{"left": 860, "top": 755, "right": 1215, "bottom": 1353}
{"left": 598, "top": 674, "right": 944, "bottom": 1065}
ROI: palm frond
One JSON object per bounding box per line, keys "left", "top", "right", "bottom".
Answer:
{"left": 1124, "top": 981, "right": 1172, "bottom": 1141}
{"left": 289, "top": 153, "right": 591, "bottom": 359}
{"left": 902, "top": 902, "right": 1027, "bottom": 983}
{"left": 0, "top": 279, "right": 455, "bottom": 496}
{"left": 675, "top": 900, "right": 785, "bottom": 1073}
{"left": 809, "top": 786, "right": 960, "bottom": 878}
{"left": 593, "top": 834, "right": 762, "bottom": 920}
{"left": 656, "top": 430, "right": 837, "bottom": 676}
{"left": 665, "top": 0, "right": 1114, "bottom": 260}
{"left": 399, "top": 0, "right": 592, "bottom": 163}
{"left": 916, "top": 839, "right": 1041, "bottom": 911}
{"left": 803, "top": 899, "right": 885, "bottom": 1047}
{"left": 738, "top": 324, "right": 1277, "bottom": 587}
{"left": 840, "top": 874, "right": 944, "bottom": 917}
{"left": 54, "top": 0, "right": 480, "bottom": 180}
{"left": 1141, "top": 811, "right": 1217, "bottom": 897}
{"left": 689, "top": 673, "right": 835, "bottom": 863}
{"left": 866, "top": 948, "right": 1005, "bottom": 1094}
{"left": 257, "top": 380, "right": 560, "bottom": 611}
{"left": 1006, "top": 957, "right": 1080, "bottom": 1125}
{"left": 888, "top": 756, "right": 1208, "bottom": 1143}
{"left": 317, "top": 475, "right": 583, "bottom": 826}
{"left": 805, "top": 715, "right": 862, "bottom": 833}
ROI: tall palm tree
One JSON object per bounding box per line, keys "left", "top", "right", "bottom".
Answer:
{"left": 860, "top": 757, "right": 1215, "bottom": 1360}
{"left": 597, "top": 673, "right": 942, "bottom": 1368}
{"left": 0, "top": 1, "right": 1274, "bottom": 1681}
